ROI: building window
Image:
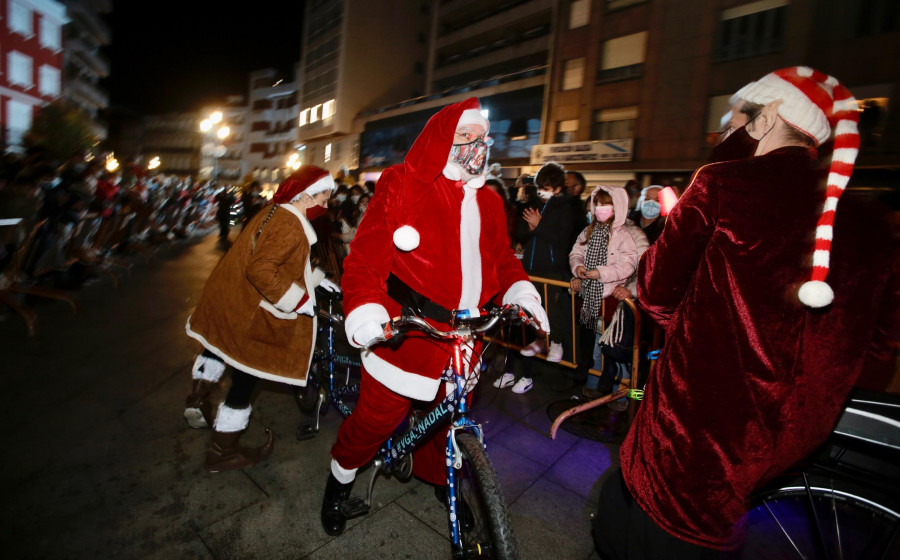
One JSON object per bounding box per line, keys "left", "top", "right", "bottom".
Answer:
{"left": 605, "top": 0, "right": 648, "bottom": 11}
{"left": 562, "top": 58, "right": 585, "bottom": 91}
{"left": 8, "top": 51, "right": 33, "bottom": 87}
{"left": 38, "top": 65, "right": 59, "bottom": 97}
{"left": 715, "top": 0, "right": 787, "bottom": 62}
{"left": 8, "top": 0, "right": 32, "bottom": 37}
{"left": 324, "top": 142, "right": 332, "bottom": 162}
{"left": 299, "top": 108, "right": 310, "bottom": 126}
{"left": 39, "top": 17, "right": 60, "bottom": 50}
{"left": 854, "top": 0, "right": 900, "bottom": 36}
{"left": 322, "top": 99, "right": 335, "bottom": 119}
{"left": 597, "top": 32, "right": 646, "bottom": 84}
{"left": 6, "top": 99, "right": 32, "bottom": 147}
{"left": 705, "top": 95, "right": 734, "bottom": 145}
{"left": 556, "top": 119, "right": 579, "bottom": 143}
{"left": 569, "top": 0, "right": 590, "bottom": 28}
{"left": 592, "top": 106, "right": 638, "bottom": 140}
{"left": 311, "top": 104, "right": 321, "bottom": 123}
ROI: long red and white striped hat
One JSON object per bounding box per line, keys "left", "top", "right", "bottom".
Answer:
{"left": 733, "top": 66, "right": 860, "bottom": 308}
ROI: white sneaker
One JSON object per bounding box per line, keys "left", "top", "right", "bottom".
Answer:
{"left": 493, "top": 373, "right": 515, "bottom": 389}
{"left": 519, "top": 339, "right": 546, "bottom": 357}
{"left": 546, "top": 342, "right": 564, "bottom": 363}
{"left": 511, "top": 377, "right": 533, "bottom": 394}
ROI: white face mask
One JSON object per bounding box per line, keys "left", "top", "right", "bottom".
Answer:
{"left": 537, "top": 189, "right": 553, "bottom": 200}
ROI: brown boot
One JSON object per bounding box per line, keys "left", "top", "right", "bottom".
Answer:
{"left": 205, "top": 427, "right": 275, "bottom": 473}
{"left": 184, "top": 379, "right": 217, "bottom": 429}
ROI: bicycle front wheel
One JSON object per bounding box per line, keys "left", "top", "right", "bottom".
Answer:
{"left": 455, "top": 433, "right": 518, "bottom": 560}
{"left": 739, "top": 472, "right": 900, "bottom": 559}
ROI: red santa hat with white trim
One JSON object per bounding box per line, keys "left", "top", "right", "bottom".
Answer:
{"left": 272, "top": 165, "right": 335, "bottom": 204}
{"left": 732, "top": 66, "right": 860, "bottom": 308}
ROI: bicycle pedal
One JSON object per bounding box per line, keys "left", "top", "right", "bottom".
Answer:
{"left": 340, "top": 497, "right": 369, "bottom": 519}
{"left": 296, "top": 424, "right": 318, "bottom": 441}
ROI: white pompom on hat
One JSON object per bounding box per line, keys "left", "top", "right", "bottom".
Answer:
{"left": 733, "top": 66, "right": 860, "bottom": 308}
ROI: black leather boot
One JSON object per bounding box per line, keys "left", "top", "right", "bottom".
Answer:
{"left": 321, "top": 473, "right": 354, "bottom": 536}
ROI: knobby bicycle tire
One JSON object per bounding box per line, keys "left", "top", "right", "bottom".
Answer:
{"left": 738, "top": 472, "right": 900, "bottom": 560}
{"left": 456, "top": 433, "right": 519, "bottom": 560}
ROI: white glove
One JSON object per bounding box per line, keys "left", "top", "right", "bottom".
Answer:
{"left": 319, "top": 278, "right": 341, "bottom": 293}
{"left": 353, "top": 321, "right": 385, "bottom": 348}
{"left": 296, "top": 297, "right": 315, "bottom": 316}
{"left": 516, "top": 297, "right": 550, "bottom": 335}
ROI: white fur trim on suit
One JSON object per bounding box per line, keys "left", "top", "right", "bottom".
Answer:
{"left": 344, "top": 303, "right": 391, "bottom": 349}
{"left": 361, "top": 349, "right": 441, "bottom": 401}
{"left": 502, "top": 280, "right": 541, "bottom": 306}
{"left": 214, "top": 403, "right": 251, "bottom": 433}
{"left": 331, "top": 459, "right": 358, "bottom": 484}
{"left": 192, "top": 354, "right": 226, "bottom": 382}
{"left": 259, "top": 299, "right": 298, "bottom": 320}
{"left": 274, "top": 282, "right": 306, "bottom": 313}
{"left": 458, "top": 184, "right": 482, "bottom": 310}
{"left": 186, "top": 317, "right": 310, "bottom": 387}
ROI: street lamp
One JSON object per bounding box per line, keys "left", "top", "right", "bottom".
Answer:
{"left": 200, "top": 111, "right": 230, "bottom": 183}
{"left": 148, "top": 156, "right": 161, "bottom": 171}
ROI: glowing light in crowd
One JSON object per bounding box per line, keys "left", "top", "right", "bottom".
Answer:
{"left": 148, "top": 156, "right": 161, "bottom": 170}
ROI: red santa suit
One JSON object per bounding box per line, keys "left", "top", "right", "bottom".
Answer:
{"left": 331, "top": 97, "right": 545, "bottom": 485}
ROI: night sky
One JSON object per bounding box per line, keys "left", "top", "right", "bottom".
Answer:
{"left": 104, "top": 0, "right": 305, "bottom": 117}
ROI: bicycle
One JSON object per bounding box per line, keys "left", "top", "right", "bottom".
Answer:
{"left": 737, "top": 388, "right": 900, "bottom": 559}
{"left": 298, "top": 302, "right": 535, "bottom": 559}
{"left": 295, "top": 288, "right": 361, "bottom": 438}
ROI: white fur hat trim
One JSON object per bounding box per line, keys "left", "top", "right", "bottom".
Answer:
{"left": 457, "top": 109, "right": 489, "bottom": 133}
{"left": 393, "top": 225, "right": 420, "bottom": 251}
{"left": 291, "top": 175, "right": 335, "bottom": 202}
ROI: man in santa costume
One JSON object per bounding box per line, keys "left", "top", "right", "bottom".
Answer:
{"left": 320, "top": 97, "right": 549, "bottom": 536}
{"left": 184, "top": 166, "right": 338, "bottom": 472}
{"left": 593, "top": 67, "right": 900, "bottom": 558}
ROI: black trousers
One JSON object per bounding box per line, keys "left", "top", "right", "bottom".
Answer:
{"left": 593, "top": 469, "right": 729, "bottom": 560}
{"left": 201, "top": 349, "right": 258, "bottom": 409}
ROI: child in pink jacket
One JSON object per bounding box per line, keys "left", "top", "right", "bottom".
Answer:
{"left": 569, "top": 185, "right": 638, "bottom": 405}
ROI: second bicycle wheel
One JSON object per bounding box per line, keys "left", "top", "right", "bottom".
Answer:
{"left": 295, "top": 362, "right": 326, "bottom": 416}
{"left": 455, "top": 433, "right": 518, "bottom": 560}
{"left": 738, "top": 472, "right": 900, "bottom": 559}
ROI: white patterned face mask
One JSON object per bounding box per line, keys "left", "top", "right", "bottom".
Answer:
{"left": 449, "top": 137, "right": 492, "bottom": 176}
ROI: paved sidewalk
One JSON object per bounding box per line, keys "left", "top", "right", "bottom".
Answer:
{"left": 0, "top": 233, "right": 618, "bottom": 559}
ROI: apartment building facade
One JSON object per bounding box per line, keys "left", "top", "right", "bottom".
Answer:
{"left": 0, "top": 0, "right": 67, "bottom": 150}
{"left": 542, "top": 0, "right": 900, "bottom": 189}
{"left": 244, "top": 67, "right": 300, "bottom": 192}
{"left": 61, "top": 0, "right": 110, "bottom": 142}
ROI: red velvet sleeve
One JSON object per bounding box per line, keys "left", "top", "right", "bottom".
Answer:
{"left": 637, "top": 168, "right": 718, "bottom": 330}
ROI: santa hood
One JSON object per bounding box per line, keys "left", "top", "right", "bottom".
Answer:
{"left": 386, "top": 97, "right": 489, "bottom": 251}
{"left": 589, "top": 185, "right": 629, "bottom": 229}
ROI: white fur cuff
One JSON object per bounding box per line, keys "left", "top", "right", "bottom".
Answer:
{"left": 502, "top": 280, "right": 540, "bottom": 306}
{"left": 331, "top": 458, "right": 358, "bottom": 484}
{"left": 193, "top": 354, "right": 226, "bottom": 382}
{"left": 345, "top": 303, "right": 391, "bottom": 348}
{"left": 214, "top": 403, "right": 251, "bottom": 433}
{"left": 274, "top": 282, "right": 306, "bottom": 312}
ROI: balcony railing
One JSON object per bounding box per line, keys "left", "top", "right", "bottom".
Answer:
{"left": 596, "top": 63, "right": 643, "bottom": 85}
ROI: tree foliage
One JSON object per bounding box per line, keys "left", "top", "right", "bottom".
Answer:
{"left": 24, "top": 101, "right": 98, "bottom": 163}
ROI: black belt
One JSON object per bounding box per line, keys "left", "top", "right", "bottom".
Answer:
{"left": 386, "top": 273, "right": 454, "bottom": 324}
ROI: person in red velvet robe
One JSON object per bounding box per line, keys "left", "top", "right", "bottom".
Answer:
{"left": 594, "top": 67, "right": 900, "bottom": 558}
{"left": 320, "top": 97, "right": 549, "bottom": 536}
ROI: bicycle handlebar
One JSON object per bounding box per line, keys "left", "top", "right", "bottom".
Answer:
{"left": 364, "top": 304, "right": 535, "bottom": 349}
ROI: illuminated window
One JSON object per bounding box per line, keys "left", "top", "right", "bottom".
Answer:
{"left": 8, "top": 1, "right": 32, "bottom": 36}
{"left": 311, "top": 104, "right": 322, "bottom": 123}
{"left": 562, "top": 58, "right": 584, "bottom": 90}
{"left": 299, "top": 108, "right": 310, "bottom": 126}
{"left": 38, "top": 65, "right": 59, "bottom": 96}
{"left": 322, "top": 99, "right": 335, "bottom": 119}
{"left": 39, "top": 17, "right": 60, "bottom": 50}
{"left": 556, "top": 119, "right": 578, "bottom": 143}
{"left": 569, "top": 0, "right": 590, "bottom": 28}
{"left": 8, "top": 51, "right": 33, "bottom": 87}
{"left": 324, "top": 143, "right": 332, "bottom": 162}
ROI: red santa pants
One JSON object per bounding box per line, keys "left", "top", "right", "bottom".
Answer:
{"left": 331, "top": 367, "right": 449, "bottom": 486}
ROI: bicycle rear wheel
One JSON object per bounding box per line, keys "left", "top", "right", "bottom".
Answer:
{"left": 295, "top": 362, "right": 326, "bottom": 416}
{"left": 455, "top": 433, "right": 518, "bottom": 560}
{"left": 739, "top": 472, "right": 900, "bottom": 559}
